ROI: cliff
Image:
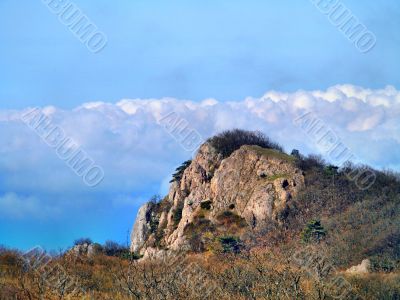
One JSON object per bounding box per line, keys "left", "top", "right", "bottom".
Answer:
{"left": 130, "top": 141, "right": 304, "bottom": 255}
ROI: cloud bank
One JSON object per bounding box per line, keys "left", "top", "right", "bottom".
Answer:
{"left": 0, "top": 85, "right": 399, "bottom": 248}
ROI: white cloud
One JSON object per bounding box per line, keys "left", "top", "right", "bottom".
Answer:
{"left": 0, "top": 85, "right": 399, "bottom": 219}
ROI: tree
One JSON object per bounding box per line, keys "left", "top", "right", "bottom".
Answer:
{"left": 170, "top": 160, "right": 192, "bottom": 183}
{"left": 73, "top": 238, "right": 93, "bottom": 246}
{"left": 291, "top": 149, "right": 301, "bottom": 159}
{"left": 300, "top": 220, "right": 326, "bottom": 243}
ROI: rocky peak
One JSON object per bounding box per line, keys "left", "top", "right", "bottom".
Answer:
{"left": 130, "top": 141, "right": 304, "bottom": 255}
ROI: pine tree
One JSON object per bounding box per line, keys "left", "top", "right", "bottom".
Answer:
{"left": 301, "top": 219, "right": 326, "bottom": 243}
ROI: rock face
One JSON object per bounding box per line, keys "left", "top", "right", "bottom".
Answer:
{"left": 130, "top": 142, "right": 304, "bottom": 254}
{"left": 130, "top": 203, "right": 155, "bottom": 252}
{"left": 70, "top": 243, "right": 101, "bottom": 257}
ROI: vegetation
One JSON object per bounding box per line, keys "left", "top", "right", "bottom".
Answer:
{"left": 207, "top": 129, "right": 283, "bottom": 158}
{"left": 170, "top": 160, "right": 192, "bottom": 183}
{"left": 250, "top": 145, "right": 295, "bottom": 163}
{"left": 218, "top": 236, "right": 242, "bottom": 253}
{"left": 216, "top": 211, "right": 248, "bottom": 230}
{"left": 267, "top": 173, "right": 289, "bottom": 181}
{"left": 103, "top": 240, "right": 130, "bottom": 257}
{"left": 73, "top": 237, "right": 93, "bottom": 246}
{"left": 173, "top": 202, "right": 184, "bottom": 226}
{"left": 1, "top": 245, "right": 399, "bottom": 299}
{"left": 300, "top": 220, "right": 326, "bottom": 243}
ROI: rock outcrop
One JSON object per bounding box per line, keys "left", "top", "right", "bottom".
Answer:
{"left": 346, "top": 259, "right": 371, "bottom": 274}
{"left": 70, "top": 243, "right": 102, "bottom": 257}
{"left": 130, "top": 203, "right": 155, "bottom": 252}
{"left": 130, "top": 142, "right": 304, "bottom": 255}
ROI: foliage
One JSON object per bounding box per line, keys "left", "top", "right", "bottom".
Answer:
{"left": 295, "top": 154, "right": 326, "bottom": 171}
{"left": 0, "top": 244, "right": 399, "bottom": 299}
{"left": 324, "top": 164, "right": 339, "bottom": 176}
{"left": 207, "top": 129, "right": 283, "bottom": 158}
{"left": 291, "top": 149, "right": 301, "bottom": 159}
{"left": 73, "top": 237, "right": 93, "bottom": 246}
{"left": 370, "top": 256, "right": 398, "bottom": 273}
{"left": 300, "top": 220, "right": 326, "bottom": 243}
{"left": 218, "top": 236, "right": 242, "bottom": 253}
{"left": 170, "top": 160, "right": 192, "bottom": 183}
{"left": 103, "top": 240, "right": 129, "bottom": 258}
{"left": 173, "top": 202, "right": 184, "bottom": 226}
{"left": 216, "top": 211, "right": 248, "bottom": 230}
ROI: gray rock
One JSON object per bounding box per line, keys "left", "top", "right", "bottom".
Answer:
{"left": 130, "top": 202, "right": 154, "bottom": 253}
{"left": 346, "top": 259, "right": 371, "bottom": 274}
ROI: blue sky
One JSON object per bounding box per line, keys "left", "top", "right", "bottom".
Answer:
{"left": 0, "top": 0, "right": 399, "bottom": 250}
{"left": 1, "top": 0, "right": 399, "bottom": 109}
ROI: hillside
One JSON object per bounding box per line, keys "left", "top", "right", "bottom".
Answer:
{"left": 131, "top": 130, "right": 400, "bottom": 272}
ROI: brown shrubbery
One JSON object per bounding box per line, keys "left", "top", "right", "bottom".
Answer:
{"left": 1, "top": 245, "right": 399, "bottom": 299}
{"left": 207, "top": 129, "right": 283, "bottom": 158}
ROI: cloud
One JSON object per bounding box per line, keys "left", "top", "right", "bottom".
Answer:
{"left": 0, "top": 85, "right": 399, "bottom": 221}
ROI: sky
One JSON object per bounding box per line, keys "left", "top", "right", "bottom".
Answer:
{"left": 0, "top": 0, "right": 399, "bottom": 250}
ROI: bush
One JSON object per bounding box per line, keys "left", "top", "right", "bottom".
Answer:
{"left": 300, "top": 220, "right": 326, "bottom": 243}
{"left": 216, "top": 211, "right": 247, "bottom": 229}
{"left": 103, "top": 240, "right": 129, "bottom": 257}
{"left": 218, "top": 236, "right": 242, "bottom": 253}
{"left": 173, "top": 202, "right": 184, "bottom": 226}
{"left": 370, "top": 256, "right": 397, "bottom": 273}
{"left": 324, "top": 165, "right": 339, "bottom": 176}
{"left": 207, "top": 129, "right": 283, "bottom": 158}
{"left": 74, "top": 237, "right": 93, "bottom": 246}
{"left": 295, "top": 154, "right": 326, "bottom": 171}
{"left": 184, "top": 217, "right": 215, "bottom": 235}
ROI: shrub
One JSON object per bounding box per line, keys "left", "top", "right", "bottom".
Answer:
{"left": 103, "top": 240, "right": 129, "bottom": 257}
{"left": 149, "top": 194, "right": 162, "bottom": 205}
{"left": 74, "top": 237, "right": 93, "bottom": 246}
{"left": 184, "top": 217, "right": 215, "bottom": 236}
{"left": 173, "top": 202, "right": 184, "bottom": 226}
{"left": 216, "top": 211, "right": 247, "bottom": 229}
{"left": 150, "top": 218, "right": 159, "bottom": 233}
{"left": 300, "top": 220, "right": 326, "bottom": 243}
{"left": 218, "top": 236, "right": 242, "bottom": 253}
{"left": 370, "top": 256, "right": 397, "bottom": 273}
{"left": 207, "top": 129, "right": 283, "bottom": 158}
{"left": 296, "top": 154, "right": 326, "bottom": 171}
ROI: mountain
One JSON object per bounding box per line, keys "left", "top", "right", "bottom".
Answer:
{"left": 130, "top": 129, "right": 400, "bottom": 271}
